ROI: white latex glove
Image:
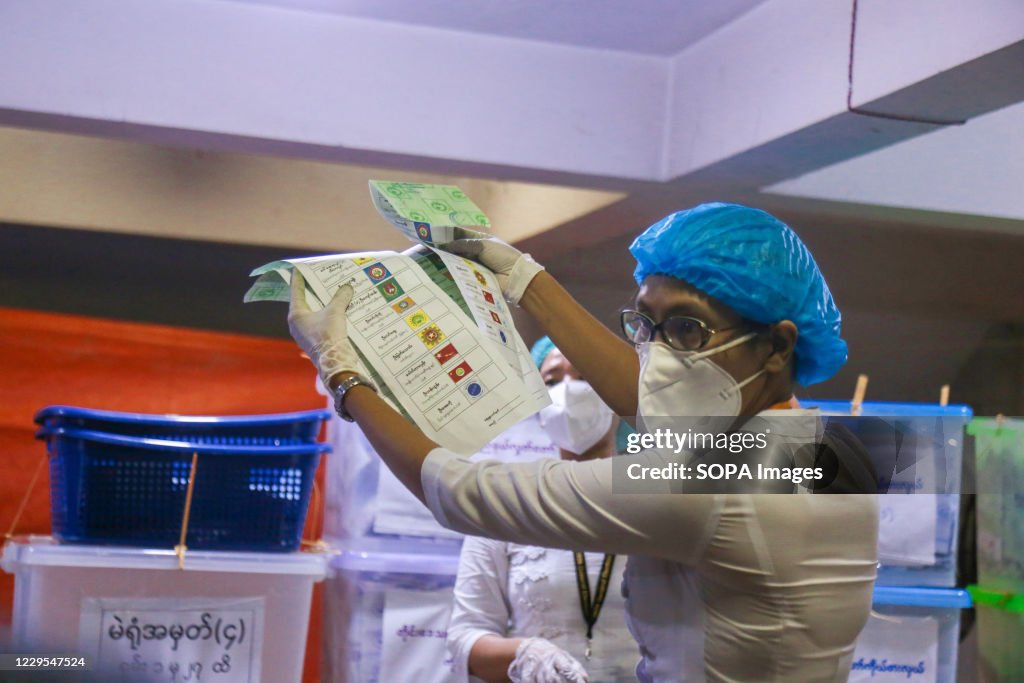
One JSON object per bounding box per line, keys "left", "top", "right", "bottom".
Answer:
{"left": 508, "top": 638, "right": 590, "bottom": 683}
{"left": 287, "top": 272, "right": 362, "bottom": 387}
{"left": 443, "top": 228, "right": 545, "bottom": 305}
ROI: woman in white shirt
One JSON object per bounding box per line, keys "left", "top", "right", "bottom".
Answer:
{"left": 448, "top": 339, "right": 639, "bottom": 682}
{"left": 288, "top": 202, "right": 879, "bottom": 683}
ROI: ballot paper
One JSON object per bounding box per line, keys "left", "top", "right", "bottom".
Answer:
{"left": 246, "top": 182, "right": 547, "bottom": 453}
{"left": 369, "top": 180, "right": 490, "bottom": 245}
{"left": 246, "top": 249, "right": 547, "bottom": 454}
{"left": 849, "top": 614, "right": 939, "bottom": 683}
{"left": 431, "top": 248, "right": 548, "bottom": 402}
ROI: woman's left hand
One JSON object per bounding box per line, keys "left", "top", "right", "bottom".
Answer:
{"left": 287, "top": 271, "right": 361, "bottom": 386}
{"left": 508, "top": 638, "right": 589, "bottom": 683}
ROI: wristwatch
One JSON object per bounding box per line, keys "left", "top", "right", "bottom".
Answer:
{"left": 331, "top": 374, "right": 377, "bottom": 422}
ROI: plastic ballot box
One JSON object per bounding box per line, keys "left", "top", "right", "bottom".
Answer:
{"left": 804, "top": 400, "right": 972, "bottom": 587}
{"left": 323, "top": 547, "right": 460, "bottom": 683}
{"left": 851, "top": 586, "right": 971, "bottom": 683}
{"left": 2, "top": 537, "right": 328, "bottom": 683}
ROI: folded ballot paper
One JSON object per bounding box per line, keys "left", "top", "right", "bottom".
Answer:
{"left": 245, "top": 181, "right": 549, "bottom": 454}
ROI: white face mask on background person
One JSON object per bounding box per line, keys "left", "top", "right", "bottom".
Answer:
{"left": 637, "top": 332, "right": 764, "bottom": 420}
{"left": 538, "top": 379, "right": 615, "bottom": 454}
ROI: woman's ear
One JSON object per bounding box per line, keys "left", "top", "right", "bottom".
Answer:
{"left": 764, "top": 320, "right": 798, "bottom": 374}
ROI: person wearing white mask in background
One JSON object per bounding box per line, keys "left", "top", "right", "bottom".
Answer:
{"left": 447, "top": 337, "right": 638, "bottom": 683}
{"left": 288, "top": 203, "right": 879, "bottom": 683}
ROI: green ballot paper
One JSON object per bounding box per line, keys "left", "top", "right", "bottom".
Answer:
{"left": 369, "top": 180, "right": 490, "bottom": 245}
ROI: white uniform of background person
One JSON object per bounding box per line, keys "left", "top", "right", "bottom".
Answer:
{"left": 287, "top": 202, "right": 880, "bottom": 683}
{"left": 448, "top": 341, "right": 640, "bottom": 682}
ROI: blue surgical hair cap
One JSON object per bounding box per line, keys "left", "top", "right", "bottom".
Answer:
{"left": 629, "top": 202, "right": 847, "bottom": 385}
{"left": 530, "top": 336, "right": 556, "bottom": 369}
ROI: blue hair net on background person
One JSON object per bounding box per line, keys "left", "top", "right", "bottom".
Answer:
{"left": 530, "top": 336, "right": 556, "bottom": 369}
{"left": 629, "top": 202, "right": 847, "bottom": 386}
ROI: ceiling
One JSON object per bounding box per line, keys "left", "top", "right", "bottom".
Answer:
{"left": 223, "top": 0, "right": 770, "bottom": 56}
{"left": 764, "top": 100, "right": 1024, "bottom": 226}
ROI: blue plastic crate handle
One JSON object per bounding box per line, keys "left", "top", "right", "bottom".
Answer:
{"left": 872, "top": 586, "right": 972, "bottom": 609}
{"left": 40, "top": 427, "right": 331, "bottom": 456}
{"left": 34, "top": 404, "right": 331, "bottom": 427}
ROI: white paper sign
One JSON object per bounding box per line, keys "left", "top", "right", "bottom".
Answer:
{"left": 79, "top": 597, "right": 263, "bottom": 682}
{"left": 878, "top": 447, "right": 938, "bottom": 566}
{"left": 379, "top": 588, "right": 457, "bottom": 683}
{"left": 850, "top": 614, "right": 938, "bottom": 683}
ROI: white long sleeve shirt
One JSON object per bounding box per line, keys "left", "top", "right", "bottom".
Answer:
{"left": 422, "top": 411, "right": 879, "bottom": 683}
{"left": 448, "top": 536, "right": 639, "bottom": 682}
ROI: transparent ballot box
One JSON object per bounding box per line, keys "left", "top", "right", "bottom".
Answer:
{"left": 804, "top": 400, "right": 972, "bottom": 587}
{"left": 324, "top": 548, "right": 460, "bottom": 683}
{"left": 850, "top": 586, "right": 970, "bottom": 683}
{"left": 2, "top": 537, "right": 328, "bottom": 683}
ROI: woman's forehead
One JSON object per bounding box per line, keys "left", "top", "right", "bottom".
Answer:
{"left": 540, "top": 348, "right": 570, "bottom": 373}
{"left": 636, "top": 274, "right": 741, "bottom": 324}
{"left": 636, "top": 275, "right": 708, "bottom": 308}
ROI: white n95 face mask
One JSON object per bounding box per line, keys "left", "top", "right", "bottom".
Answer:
{"left": 538, "top": 379, "right": 615, "bottom": 454}
{"left": 637, "top": 333, "right": 764, "bottom": 419}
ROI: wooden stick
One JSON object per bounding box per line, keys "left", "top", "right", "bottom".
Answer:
{"left": 4, "top": 456, "right": 47, "bottom": 540}
{"left": 851, "top": 374, "right": 869, "bottom": 416}
{"left": 939, "top": 385, "right": 950, "bottom": 407}
{"left": 175, "top": 452, "right": 199, "bottom": 570}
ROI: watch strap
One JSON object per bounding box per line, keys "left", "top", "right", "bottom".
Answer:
{"left": 332, "top": 374, "right": 376, "bottom": 422}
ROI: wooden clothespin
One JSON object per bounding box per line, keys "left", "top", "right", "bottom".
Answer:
{"left": 939, "top": 385, "right": 950, "bottom": 407}
{"left": 851, "top": 374, "right": 868, "bottom": 416}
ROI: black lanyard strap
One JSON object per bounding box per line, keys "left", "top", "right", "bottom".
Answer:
{"left": 573, "top": 552, "right": 616, "bottom": 641}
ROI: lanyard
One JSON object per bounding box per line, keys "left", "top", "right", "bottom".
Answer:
{"left": 573, "top": 552, "right": 616, "bottom": 659}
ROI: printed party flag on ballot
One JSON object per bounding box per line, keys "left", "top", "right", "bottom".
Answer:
{"left": 244, "top": 184, "right": 547, "bottom": 454}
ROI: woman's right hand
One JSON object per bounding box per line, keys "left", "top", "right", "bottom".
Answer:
{"left": 508, "top": 637, "right": 589, "bottom": 683}
{"left": 443, "top": 228, "right": 545, "bottom": 305}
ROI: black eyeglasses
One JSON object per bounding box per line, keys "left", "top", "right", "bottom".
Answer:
{"left": 619, "top": 309, "right": 740, "bottom": 352}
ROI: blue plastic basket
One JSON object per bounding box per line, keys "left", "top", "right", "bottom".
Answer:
{"left": 39, "top": 427, "right": 328, "bottom": 552}
{"left": 34, "top": 405, "right": 331, "bottom": 446}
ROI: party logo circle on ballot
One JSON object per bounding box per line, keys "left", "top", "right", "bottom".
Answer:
{"left": 363, "top": 263, "right": 391, "bottom": 283}
{"left": 418, "top": 324, "right": 446, "bottom": 349}
{"left": 448, "top": 361, "right": 473, "bottom": 383}
{"left": 391, "top": 296, "right": 416, "bottom": 314}
{"left": 405, "top": 310, "right": 430, "bottom": 330}
{"left": 376, "top": 278, "right": 405, "bottom": 302}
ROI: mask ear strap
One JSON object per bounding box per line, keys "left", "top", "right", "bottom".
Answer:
{"left": 720, "top": 368, "right": 766, "bottom": 399}
{"left": 693, "top": 331, "right": 758, "bottom": 361}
